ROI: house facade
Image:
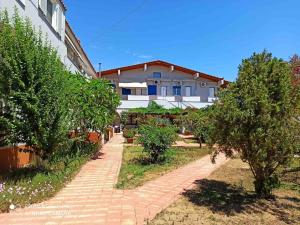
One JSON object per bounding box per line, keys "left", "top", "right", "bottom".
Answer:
{"left": 0, "top": 0, "right": 96, "bottom": 78}
{"left": 100, "top": 60, "right": 227, "bottom": 113}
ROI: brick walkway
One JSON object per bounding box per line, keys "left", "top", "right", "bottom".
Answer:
{"left": 0, "top": 134, "right": 228, "bottom": 225}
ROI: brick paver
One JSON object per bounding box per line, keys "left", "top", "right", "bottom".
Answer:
{"left": 0, "top": 134, "right": 228, "bottom": 225}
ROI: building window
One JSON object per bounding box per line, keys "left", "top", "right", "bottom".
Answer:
{"left": 161, "top": 86, "right": 167, "bottom": 96}
{"left": 39, "top": 0, "right": 63, "bottom": 35}
{"left": 46, "top": 0, "right": 53, "bottom": 24}
{"left": 173, "top": 86, "right": 181, "bottom": 96}
{"left": 153, "top": 72, "right": 161, "bottom": 79}
{"left": 148, "top": 85, "right": 157, "bottom": 95}
{"left": 209, "top": 87, "right": 215, "bottom": 98}
{"left": 122, "top": 88, "right": 131, "bottom": 95}
{"left": 185, "top": 86, "right": 192, "bottom": 96}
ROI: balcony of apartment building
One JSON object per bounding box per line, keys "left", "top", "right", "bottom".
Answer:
{"left": 118, "top": 83, "right": 217, "bottom": 102}
{"left": 115, "top": 81, "right": 217, "bottom": 110}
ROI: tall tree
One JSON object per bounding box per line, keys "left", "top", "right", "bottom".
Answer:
{"left": 210, "top": 51, "right": 300, "bottom": 198}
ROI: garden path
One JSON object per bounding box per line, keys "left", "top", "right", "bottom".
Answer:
{"left": 0, "top": 134, "right": 228, "bottom": 225}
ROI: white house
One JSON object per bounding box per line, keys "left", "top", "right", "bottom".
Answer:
{"left": 0, "top": 0, "right": 96, "bottom": 78}
{"left": 99, "top": 60, "right": 228, "bottom": 113}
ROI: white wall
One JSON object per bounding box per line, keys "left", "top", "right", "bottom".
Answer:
{"left": 0, "top": 0, "right": 68, "bottom": 67}
{"left": 104, "top": 65, "right": 219, "bottom": 102}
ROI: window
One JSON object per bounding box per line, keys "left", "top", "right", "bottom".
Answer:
{"left": 148, "top": 85, "right": 157, "bottom": 95}
{"left": 39, "top": 0, "right": 63, "bottom": 35}
{"left": 161, "top": 86, "right": 167, "bottom": 96}
{"left": 173, "top": 86, "right": 181, "bottom": 96}
{"left": 153, "top": 72, "right": 161, "bottom": 79}
{"left": 122, "top": 88, "right": 131, "bottom": 95}
{"left": 209, "top": 87, "right": 215, "bottom": 98}
{"left": 185, "top": 86, "right": 192, "bottom": 96}
{"left": 46, "top": 0, "right": 53, "bottom": 24}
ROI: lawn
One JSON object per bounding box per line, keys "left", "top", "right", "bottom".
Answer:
{"left": 149, "top": 157, "right": 300, "bottom": 225}
{"left": 116, "top": 146, "right": 212, "bottom": 189}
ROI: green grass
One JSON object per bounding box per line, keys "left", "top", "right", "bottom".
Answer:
{"left": 116, "top": 146, "right": 212, "bottom": 189}
{"left": 0, "top": 143, "right": 98, "bottom": 213}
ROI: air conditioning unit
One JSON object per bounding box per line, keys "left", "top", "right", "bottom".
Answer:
{"left": 201, "top": 82, "right": 207, "bottom": 87}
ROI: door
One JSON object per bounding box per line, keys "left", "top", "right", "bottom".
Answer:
{"left": 148, "top": 85, "right": 157, "bottom": 95}
{"left": 185, "top": 86, "right": 191, "bottom": 96}
{"left": 161, "top": 86, "right": 167, "bottom": 96}
{"left": 173, "top": 86, "right": 181, "bottom": 96}
{"left": 209, "top": 87, "right": 215, "bottom": 98}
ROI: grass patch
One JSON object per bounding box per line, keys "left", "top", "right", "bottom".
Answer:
{"left": 116, "top": 146, "right": 211, "bottom": 189}
{"left": 0, "top": 142, "right": 99, "bottom": 213}
{"left": 149, "top": 158, "right": 300, "bottom": 225}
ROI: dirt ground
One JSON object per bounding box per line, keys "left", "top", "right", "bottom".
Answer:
{"left": 149, "top": 158, "right": 300, "bottom": 225}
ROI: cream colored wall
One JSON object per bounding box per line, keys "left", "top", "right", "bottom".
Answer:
{"left": 103, "top": 65, "right": 219, "bottom": 102}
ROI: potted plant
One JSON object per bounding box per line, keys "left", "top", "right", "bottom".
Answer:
{"left": 123, "top": 129, "right": 135, "bottom": 143}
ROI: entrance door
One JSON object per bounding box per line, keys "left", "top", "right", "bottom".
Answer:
{"left": 161, "top": 86, "right": 167, "bottom": 96}
{"left": 185, "top": 86, "right": 191, "bottom": 96}
{"left": 148, "top": 85, "right": 157, "bottom": 95}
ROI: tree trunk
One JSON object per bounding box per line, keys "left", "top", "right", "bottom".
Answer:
{"left": 198, "top": 137, "right": 202, "bottom": 148}
{"left": 254, "top": 177, "right": 272, "bottom": 198}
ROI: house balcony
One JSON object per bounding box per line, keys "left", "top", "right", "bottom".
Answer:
{"left": 121, "top": 95, "right": 216, "bottom": 102}
{"left": 117, "top": 95, "right": 216, "bottom": 112}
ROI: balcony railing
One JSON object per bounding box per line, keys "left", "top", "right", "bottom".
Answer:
{"left": 123, "top": 95, "right": 211, "bottom": 102}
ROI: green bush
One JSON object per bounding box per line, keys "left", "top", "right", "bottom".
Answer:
{"left": 137, "top": 124, "right": 177, "bottom": 162}
{"left": 210, "top": 51, "right": 300, "bottom": 198}
{"left": 123, "top": 129, "right": 136, "bottom": 138}
{"left": 0, "top": 10, "right": 119, "bottom": 160}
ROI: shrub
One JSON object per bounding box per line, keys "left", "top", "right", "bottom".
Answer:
{"left": 0, "top": 10, "right": 120, "bottom": 160}
{"left": 209, "top": 51, "right": 300, "bottom": 198}
{"left": 181, "top": 108, "right": 213, "bottom": 148}
{"left": 137, "top": 124, "right": 177, "bottom": 162}
{"left": 123, "top": 129, "right": 136, "bottom": 139}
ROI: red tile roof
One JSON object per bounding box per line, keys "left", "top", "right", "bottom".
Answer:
{"left": 100, "top": 60, "right": 228, "bottom": 85}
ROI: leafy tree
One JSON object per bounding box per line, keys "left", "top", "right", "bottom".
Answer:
{"left": 67, "top": 74, "right": 120, "bottom": 135}
{"left": 210, "top": 51, "right": 300, "bottom": 198}
{"left": 0, "top": 11, "right": 120, "bottom": 160}
{"left": 289, "top": 54, "right": 300, "bottom": 86}
{"left": 0, "top": 11, "right": 72, "bottom": 159}
{"left": 138, "top": 123, "right": 177, "bottom": 162}
{"left": 182, "top": 108, "right": 213, "bottom": 148}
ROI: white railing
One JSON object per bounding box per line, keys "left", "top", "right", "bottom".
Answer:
{"left": 182, "top": 96, "right": 201, "bottom": 102}
{"left": 124, "top": 95, "right": 213, "bottom": 103}
{"left": 127, "top": 95, "right": 150, "bottom": 100}
{"left": 157, "top": 96, "right": 175, "bottom": 101}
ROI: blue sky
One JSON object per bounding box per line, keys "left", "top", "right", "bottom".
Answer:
{"left": 64, "top": 0, "right": 300, "bottom": 81}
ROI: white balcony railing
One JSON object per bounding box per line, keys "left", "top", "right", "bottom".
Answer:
{"left": 127, "top": 95, "right": 150, "bottom": 100}
{"left": 182, "top": 96, "right": 201, "bottom": 102}
{"left": 124, "top": 95, "right": 206, "bottom": 102}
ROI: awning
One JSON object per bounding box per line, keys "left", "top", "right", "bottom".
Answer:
{"left": 119, "top": 82, "right": 147, "bottom": 88}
